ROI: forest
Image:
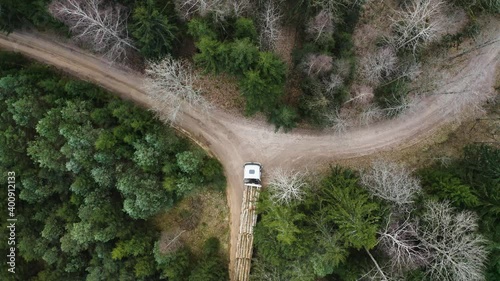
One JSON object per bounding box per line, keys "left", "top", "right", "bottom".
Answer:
{"left": 252, "top": 144, "right": 500, "bottom": 281}
{"left": 0, "top": 0, "right": 499, "bottom": 280}
{"left": 0, "top": 50, "right": 497, "bottom": 281}
{"left": 2, "top": 0, "right": 498, "bottom": 131}
{"left": 0, "top": 51, "right": 228, "bottom": 281}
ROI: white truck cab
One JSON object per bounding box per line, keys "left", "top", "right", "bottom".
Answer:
{"left": 243, "top": 162, "right": 262, "bottom": 187}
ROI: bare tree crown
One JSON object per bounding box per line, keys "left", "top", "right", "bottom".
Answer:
{"left": 371, "top": 201, "right": 487, "bottom": 281}
{"left": 360, "top": 47, "right": 398, "bottom": 85}
{"left": 420, "top": 201, "right": 487, "bottom": 281}
{"left": 378, "top": 215, "right": 430, "bottom": 273}
{"left": 302, "top": 54, "right": 334, "bottom": 77}
{"left": 259, "top": 0, "right": 283, "bottom": 51}
{"left": 361, "top": 160, "right": 421, "bottom": 207}
{"left": 49, "top": 0, "right": 134, "bottom": 62}
{"left": 268, "top": 168, "right": 308, "bottom": 205}
{"left": 306, "top": 10, "right": 334, "bottom": 43}
{"left": 144, "top": 57, "right": 209, "bottom": 123}
{"left": 390, "top": 0, "right": 446, "bottom": 53}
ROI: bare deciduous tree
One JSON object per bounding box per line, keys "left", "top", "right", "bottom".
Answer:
{"left": 311, "top": 0, "right": 361, "bottom": 22}
{"left": 144, "top": 56, "right": 210, "bottom": 122}
{"left": 368, "top": 202, "right": 487, "bottom": 281}
{"left": 365, "top": 201, "right": 487, "bottom": 281}
{"left": 158, "top": 229, "right": 186, "bottom": 254}
{"left": 420, "top": 201, "right": 487, "bottom": 281}
{"left": 323, "top": 74, "right": 344, "bottom": 97}
{"left": 361, "top": 160, "right": 421, "bottom": 207}
{"left": 378, "top": 215, "right": 430, "bottom": 273}
{"left": 302, "top": 54, "right": 334, "bottom": 76}
{"left": 334, "top": 58, "right": 352, "bottom": 79}
{"left": 230, "top": 0, "right": 252, "bottom": 16}
{"left": 395, "top": 60, "right": 422, "bottom": 82}
{"left": 325, "top": 109, "right": 351, "bottom": 134}
{"left": 359, "top": 105, "right": 383, "bottom": 125}
{"left": 390, "top": 0, "right": 446, "bottom": 53}
{"left": 306, "top": 10, "right": 334, "bottom": 42}
{"left": 345, "top": 86, "right": 375, "bottom": 106}
{"left": 174, "top": 0, "right": 229, "bottom": 20}
{"left": 306, "top": 93, "right": 330, "bottom": 113}
{"left": 49, "top": 0, "right": 134, "bottom": 62}
{"left": 360, "top": 47, "right": 398, "bottom": 85}
{"left": 381, "top": 94, "right": 418, "bottom": 118}
{"left": 259, "top": 0, "right": 283, "bottom": 51}
{"left": 268, "top": 168, "right": 308, "bottom": 205}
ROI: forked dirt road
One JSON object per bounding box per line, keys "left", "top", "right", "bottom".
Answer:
{"left": 1, "top": 30, "right": 498, "bottom": 278}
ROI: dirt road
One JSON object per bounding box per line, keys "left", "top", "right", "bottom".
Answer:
{"left": 1, "top": 30, "right": 498, "bottom": 277}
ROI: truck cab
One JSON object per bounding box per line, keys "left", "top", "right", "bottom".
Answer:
{"left": 244, "top": 162, "right": 262, "bottom": 187}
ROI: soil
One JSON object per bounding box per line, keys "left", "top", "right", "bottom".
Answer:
{"left": 194, "top": 71, "right": 245, "bottom": 113}
{"left": 275, "top": 25, "right": 298, "bottom": 69}
{"left": 1, "top": 26, "right": 498, "bottom": 279}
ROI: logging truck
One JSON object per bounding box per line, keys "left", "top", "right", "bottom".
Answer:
{"left": 243, "top": 162, "right": 262, "bottom": 187}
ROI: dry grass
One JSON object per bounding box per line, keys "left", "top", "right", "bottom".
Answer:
{"left": 354, "top": 0, "right": 397, "bottom": 58}
{"left": 154, "top": 190, "right": 230, "bottom": 258}
{"left": 348, "top": 101, "right": 498, "bottom": 172}
{"left": 194, "top": 70, "right": 245, "bottom": 113}
{"left": 275, "top": 25, "right": 298, "bottom": 70}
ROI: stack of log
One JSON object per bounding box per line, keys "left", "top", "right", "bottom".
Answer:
{"left": 234, "top": 185, "right": 261, "bottom": 281}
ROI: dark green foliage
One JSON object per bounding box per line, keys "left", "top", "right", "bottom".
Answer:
{"left": 452, "top": 0, "right": 500, "bottom": 14}
{"left": 130, "top": 0, "right": 178, "bottom": 59}
{"left": 234, "top": 17, "right": 257, "bottom": 42}
{"left": 187, "top": 18, "right": 218, "bottom": 41}
{"left": 461, "top": 145, "right": 500, "bottom": 190}
{"left": 201, "top": 158, "right": 224, "bottom": 184}
{"left": 256, "top": 52, "right": 287, "bottom": 84}
{"left": 261, "top": 204, "right": 307, "bottom": 245}
{"left": 292, "top": 43, "right": 320, "bottom": 66}
{"left": 228, "top": 38, "right": 259, "bottom": 73}
{"left": 0, "top": 0, "right": 65, "bottom": 33}
{"left": 240, "top": 70, "right": 283, "bottom": 115}
{"left": 188, "top": 238, "right": 228, "bottom": 281}
{"left": 176, "top": 150, "right": 204, "bottom": 174}
{"left": 252, "top": 167, "right": 381, "bottom": 280}
{"left": 117, "top": 172, "right": 172, "bottom": 219}
{"left": 194, "top": 33, "right": 281, "bottom": 80}
{"left": 238, "top": 52, "right": 287, "bottom": 117}
{"left": 419, "top": 144, "right": 500, "bottom": 281}
{"left": 319, "top": 168, "right": 381, "bottom": 250}
{"left": 329, "top": 252, "right": 371, "bottom": 281}
{"left": 439, "top": 20, "right": 481, "bottom": 49}
{"left": 405, "top": 269, "right": 429, "bottom": 281}
{"left": 293, "top": 4, "right": 360, "bottom": 127}
{"left": 334, "top": 32, "right": 355, "bottom": 58}
{"left": 420, "top": 169, "right": 479, "bottom": 208}
{"left": 155, "top": 246, "right": 193, "bottom": 281}
{"left": 201, "top": 237, "right": 220, "bottom": 256}
{"left": 153, "top": 238, "right": 229, "bottom": 281}
{"left": 374, "top": 78, "right": 410, "bottom": 116}
{"left": 190, "top": 17, "right": 291, "bottom": 130}
{"left": 193, "top": 37, "right": 227, "bottom": 73}
{"left": 0, "top": 51, "right": 225, "bottom": 280}
{"left": 268, "top": 105, "right": 299, "bottom": 132}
